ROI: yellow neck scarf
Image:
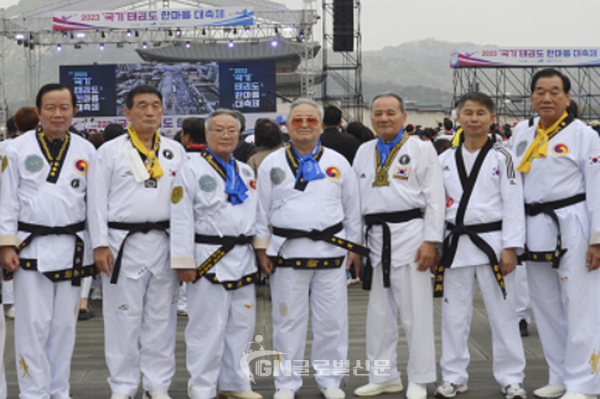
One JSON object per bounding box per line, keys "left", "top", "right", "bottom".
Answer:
{"left": 517, "top": 111, "right": 568, "bottom": 173}
{"left": 128, "top": 125, "right": 163, "bottom": 179}
{"left": 451, "top": 127, "right": 463, "bottom": 147}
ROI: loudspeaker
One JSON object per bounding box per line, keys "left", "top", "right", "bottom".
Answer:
{"left": 333, "top": 0, "right": 354, "bottom": 52}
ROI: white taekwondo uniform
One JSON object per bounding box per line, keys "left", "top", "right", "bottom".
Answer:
{"left": 352, "top": 135, "right": 444, "bottom": 385}
{"left": 512, "top": 116, "right": 600, "bottom": 394}
{"left": 170, "top": 150, "right": 260, "bottom": 399}
{"left": 437, "top": 140, "right": 526, "bottom": 388}
{"left": 0, "top": 129, "right": 95, "bottom": 399}
{"left": 87, "top": 133, "right": 186, "bottom": 397}
{"left": 256, "top": 145, "right": 362, "bottom": 392}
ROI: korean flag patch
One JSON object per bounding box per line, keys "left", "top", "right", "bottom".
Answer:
{"left": 589, "top": 155, "right": 600, "bottom": 166}
{"left": 393, "top": 166, "right": 411, "bottom": 181}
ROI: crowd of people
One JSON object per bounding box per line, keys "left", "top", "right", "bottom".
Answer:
{"left": 0, "top": 67, "right": 598, "bottom": 399}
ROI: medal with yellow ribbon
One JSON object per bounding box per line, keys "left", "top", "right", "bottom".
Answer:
{"left": 373, "top": 131, "right": 410, "bottom": 187}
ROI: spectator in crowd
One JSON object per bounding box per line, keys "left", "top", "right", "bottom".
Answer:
{"left": 14, "top": 106, "right": 39, "bottom": 135}
{"left": 103, "top": 123, "right": 126, "bottom": 143}
{"left": 247, "top": 118, "right": 284, "bottom": 176}
{"left": 232, "top": 111, "right": 256, "bottom": 162}
{"left": 319, "top": 105, "right": 361, "bottom": 164}
{"left": 346, "top": 121, "right": 375, "bottom": 144}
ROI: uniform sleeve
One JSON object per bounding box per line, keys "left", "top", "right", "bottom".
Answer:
{"left": 340, "top": 158, "right": 363, "bottom": 243}
{"left": 498, "top": 149, "right": 526, "bottom": 249}
{"left": 0, "top": 143, "right": 20, "bottom": 246}
{"left": 582, "top": 128, "right": 600, "bottom": 245}
{"left": 254, "top": 159, "right": 272, "bottom": 249}
{"left": 170, "top": 160, "right": 197, "bottom": 269}
{"left": 417, "top": 142, "right": 445, "bottom": 243}
{"left": 87, "top": 147, "right": 112, "bottom": 249}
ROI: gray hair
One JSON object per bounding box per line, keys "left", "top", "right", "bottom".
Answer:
{"left": 287, "top": 98, "right": 324, "bottom": 121}
{"left": 205, "top": 108, "right": 242, "bottom": 132}
{"left": 370, "top": 92, "right": 405, "bottom": 113}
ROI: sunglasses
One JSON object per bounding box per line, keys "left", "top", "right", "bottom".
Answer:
{"left": 290, "top": 116, "right": 320, "bottom": 127}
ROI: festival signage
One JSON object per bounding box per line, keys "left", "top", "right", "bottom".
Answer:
{"left": 53, "top": 7, "right": 254, "bottom": 30}
{"left": 451, "top": 47, "right": 600, "bottom": 68}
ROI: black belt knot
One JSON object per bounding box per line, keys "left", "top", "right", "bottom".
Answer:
{"left": 194, "top": 233, "right": 255, "bottom": 281}
{"left": 108, "top": 220, "right": 170, "bottom": 284}
{"left": 362, "top": 209, "right": 423, "bottom": 291}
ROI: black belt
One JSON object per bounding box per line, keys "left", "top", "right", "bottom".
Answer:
{"left": 194, "top": 233, "right": 254, "bottom": 281}
{"left": 362, "top": 209, "right": 423, "bottom": 290}
{"left": 203, "top": 271, "right": 260, "bottom": 290}
{"left": 17, "top": 221, "right": 87, "bottom": 287}
{"left": 108, "top": 220, "right": 170, "bottom": 284}
{"left": 272, "top": 222, "right": 369, "bottom": 266}
{"left": 435, "top": 220, "right": 504, "bottom": 298}
{"left": 269, "top": 256, "right": 345, "bottom": 270}
{"left": 20, "top": 258, "right": 96, "bottom": 284}
{"left": 518, "top": 193, "right": 586, "bottom": 268}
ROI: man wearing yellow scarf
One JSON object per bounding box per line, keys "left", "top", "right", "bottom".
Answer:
{"left": 88, "top": 85, "right": 186, "bottom": 399}
{"left": 511, "top": 69, "right": 600, "bottom": 399}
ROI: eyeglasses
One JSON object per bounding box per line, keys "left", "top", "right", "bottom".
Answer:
{"left": 208, "top": 128, "right": 239, "bottom": 136}
{"left": 290, "top": 116, "right": 320, "bottom": 127}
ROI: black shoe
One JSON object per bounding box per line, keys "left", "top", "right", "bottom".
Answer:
{"left": 519, "top": 319, "right": 529, "bottom": 337}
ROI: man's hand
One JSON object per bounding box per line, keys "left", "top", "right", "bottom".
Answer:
{"left": 0, "top": 246, "right": 19, "bottom": 272}
{"left": 93, "top": 246, "right": 114, "bottom": 277}
{"left": 500, "top": 248, "right": 517, "bottom": 276}
{"left": 415, "top": 241, "right": 437, "bottom": 272}
{"left": 178, "top": 269, "right": 197, "bottom": 283}
{"left": 346, "top": 252, "right": 361, "bottom": 279}
{"left": 587, "top": 244, "right": 600, "bottom": 271}
{"left": 256, "top": 249, "right": 273, "bottom": 275}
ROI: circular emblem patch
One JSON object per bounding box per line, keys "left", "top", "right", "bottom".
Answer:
{"left": 74, "top": 159, "right": 88, "bottom": 174}
{"left": 552, "top": 143, "right": 570, "bottom": 156}
{"left": 171, "top": 186, "right": 184, "bottom": 203}
{"left": 399, "top": 154, "right": 411, "bottom": 165}
{"left": 270, "top": 167, "right": 285, "bottom": 185}
{"left": 71, "top": 179, "right": 80, "bottom": 188}
{"left": 1, "top": 156, "right": 7, "bottom": 173}
{"left": 199, "top": 175, "right": 217, "bottom": 192}
{"left": 25, "top": 155, "right": 44, "bottom": 173}
{"left": 325, "top": 166, "right": 341, "bottom": 180}
{"left": 516, "top": 141, "right": 528, "bottom": 157}
{"left": 247, "top": 179, "right": 257, "bottom": 192}
{"left": 163, "top": 149, "right": 173, "bottom": 160}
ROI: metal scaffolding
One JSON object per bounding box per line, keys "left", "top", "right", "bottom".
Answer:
{"left": 453, "top": 66, "right": 600, "bottom": 123}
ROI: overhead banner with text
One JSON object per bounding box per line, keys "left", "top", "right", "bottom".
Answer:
{"left": 451, "top": 47, "right": 600, "bottom": 68}
{"left": 53, "top": 7, "right": 254, "bottom": 30}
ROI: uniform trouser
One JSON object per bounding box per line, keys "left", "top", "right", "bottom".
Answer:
{"left": 2, "top": 280, "right": 13, "bottom": 305}
{"left": 366, "top": 261, "right": 436, "bottom": 384}
{"left": 186, "top": 278, "right": 256, "bottom": 399}
{"left": 80, "top": 276, "right": 92, "bottom": 300}
{"left": 526, "top": 242, "right": 600, "bottom": 394}
{"left": 13, "top": 268, "right": 80, "bottom": 399}
{"left": 440, "top": 265, "right": 526, "bottom": 387}
{"left": 514, "top": 264, "right": 533, "bottom": 323}
{"left": 102, "top": 271, "right": 179, "bottom": 397}
{"left": 270, "top": 266, "right": 348, "bottom": 391}
{"left": 177, "top": 282, "right": 187, "bottom": 313}
{"left": 0, "top": 303, "right": 6, "bottom": 399}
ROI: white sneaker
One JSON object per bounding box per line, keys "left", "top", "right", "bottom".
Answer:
{"left": 434, "top": 382, "right": 468, "bottom": 398}
{"left": 503, "top": 383, "right": 527, "bottom": 399}
{"left": 407, "top": 382, "right": 427, "bottom": 399}
{"left": 219, "top": 391, "right": 263, "bottom": 399}
{"left": 90, "top": 288, "right": 103, "bottom": 300}
{"left": 110, "top": 394, "right": 131, "bottom": 399}
{"left": 273, "top": 388, "right": 295, "bottom": 399}
{"left": 319, "top": 387, "right": 346, "bottom": 399}
{"left": 143, "top": 391, "right": 172, "bottom": 399}
{"left": 534, "top": 385, "right": 566, "bottom": 398}
{"left": 354, "top": 377, "right": 403, "bottom": 397}
{"left": 559, "top": 393, "right": 598, "bottom": 399}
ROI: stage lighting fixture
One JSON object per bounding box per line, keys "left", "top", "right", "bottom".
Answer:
{"left": 271, "top": 38, "right": 278, "bottom": 47}
{"left": 274, "top": 27, "right": 278, "bottom": 34}
{"left": 62, "top": 31, "right": 68, "bottom": 39}
{"left": 56, "top": 44, "right": 62, "bottom": 51}
{"left": 135, "top": 31, "right": 139, "bottom": 37}
{"left": 15, "top": 33, "right": 24, "bottom": 40}
{"left": 127, "top": 30, "right": 132, "bottom": 37}
{"left": 233, "top": 28, "right": 237, "bottom": 35}
{"left": 228, "top": 40, "right": 234, "bottom": 48}
{"left": 16, "top": 39, "right": 23, "bottom": 45}
{"left": 99, "top": 43, "right": 105, "bottom": 50}
{"left": 142, "top": 42, "right": 148, "bottom": 49}
{"left": 299, "top": 30, "right": 305, "bottom": 39}
{"left": 185, "top": 41, "right": 191, "bottom": 49}
{"left": 70, "top": 33, "right": 74, "bottom": 39}
{"left": 245, "top": 26, "right": 250, "bottom": 33}
{"left": 101, "top": 32, "right": 106, "bottom": 38}
{"left": 202, "top": 29, "right": 206, "bottom": 36}
{"left": 29, "top": 42, "right": 34, "bottom": 50}
{"left": 76, "top": 32, "right": 85, "bottom": 38}
{"left": 176, "top": 29, "right": 182, "bottom": 36}
{"left": 168, "top": 30, "right": 173, "bottom": 36}
{"left": 23, "top": 40, "right": 28, "bottom": 47}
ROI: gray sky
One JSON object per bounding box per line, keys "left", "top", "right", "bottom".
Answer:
{"left": 1, "top": 0, "right": 599, "bottom": 51}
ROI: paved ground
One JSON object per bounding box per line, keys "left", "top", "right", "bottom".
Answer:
{"left": 3, "top": 281, "right": 549, "bottom": 399}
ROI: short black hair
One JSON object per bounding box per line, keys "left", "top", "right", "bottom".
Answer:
{"left": 125, "top": 85, "right": 163, "bottom": 109}
{"left": 456, "top": 92, "right": 495, "bottom": 114}
{"left": 36, "top": 83, "right": 77, "bottom": 109}
{"left": 254, "top": 119, "right": 283, "bottom": 149}
{"left": 370, "top": 92, "right": 405, "bottom": 113}
{"left": 323, "top": 105, "right": 343, "bottom": 127}
{"left": 5, "top": 117, "right": 17, "bottom": 137}
{"left": 103, "top": 123, "right": 126, "bottom": 142}
{"left": 443, "top": 117, "right": 453, "bottom": 131}
{"left": 531, "top": 68, "right": 571, "bottom": 94}
{"left": 567, "top": 99, "right": 579, "bottom": 118}
{"left": 181, "top": 117, "right": 206, "bottom": 144}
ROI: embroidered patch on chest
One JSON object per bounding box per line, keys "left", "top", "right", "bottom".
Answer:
{"left": 270, "top": 167, "right": 285, "bottom": 185}
{"left": 398, "top": 154, "right": 411, "bottom": 165}
{"left": 552, "top": 143, "right": 570, "bottom": 156}
{"left": 325, "top": 166, "right": 341, "bottom": 180}
{"left": 589, "top": 156, "right": 600, "bottom": 166}
{"left": 199, "top": 175, "right": 217, "bottom": 192}
{"left": 393, "top": 166, "right": 411, "bottom": 181}
{"left": 247, "top": 179, "right": 256, "bottom": 191}
{"left": 74, "top": 159, "right": 87, "bottom": 174}
{"left": 25, "top": 155, "right": 44, "bottom": 173}
{"left": 171, "top": 186, "right": 184, "bottom": 203}
{"left": 516, "top": 140, "right": 528, "bottom": 157}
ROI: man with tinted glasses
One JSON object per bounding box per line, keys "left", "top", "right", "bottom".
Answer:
{"left": 511, "top": 69, "right": 600, "bottom": 399}
{"left": 352, "top": 92, "right": 445, "bottom": 399}
{"left": 255, "top": 98, "right": 365, "bottom": 399}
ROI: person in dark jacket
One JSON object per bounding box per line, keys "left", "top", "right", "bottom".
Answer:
{"left": 320, "top": 105, "right": 361, "bottom": 164}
